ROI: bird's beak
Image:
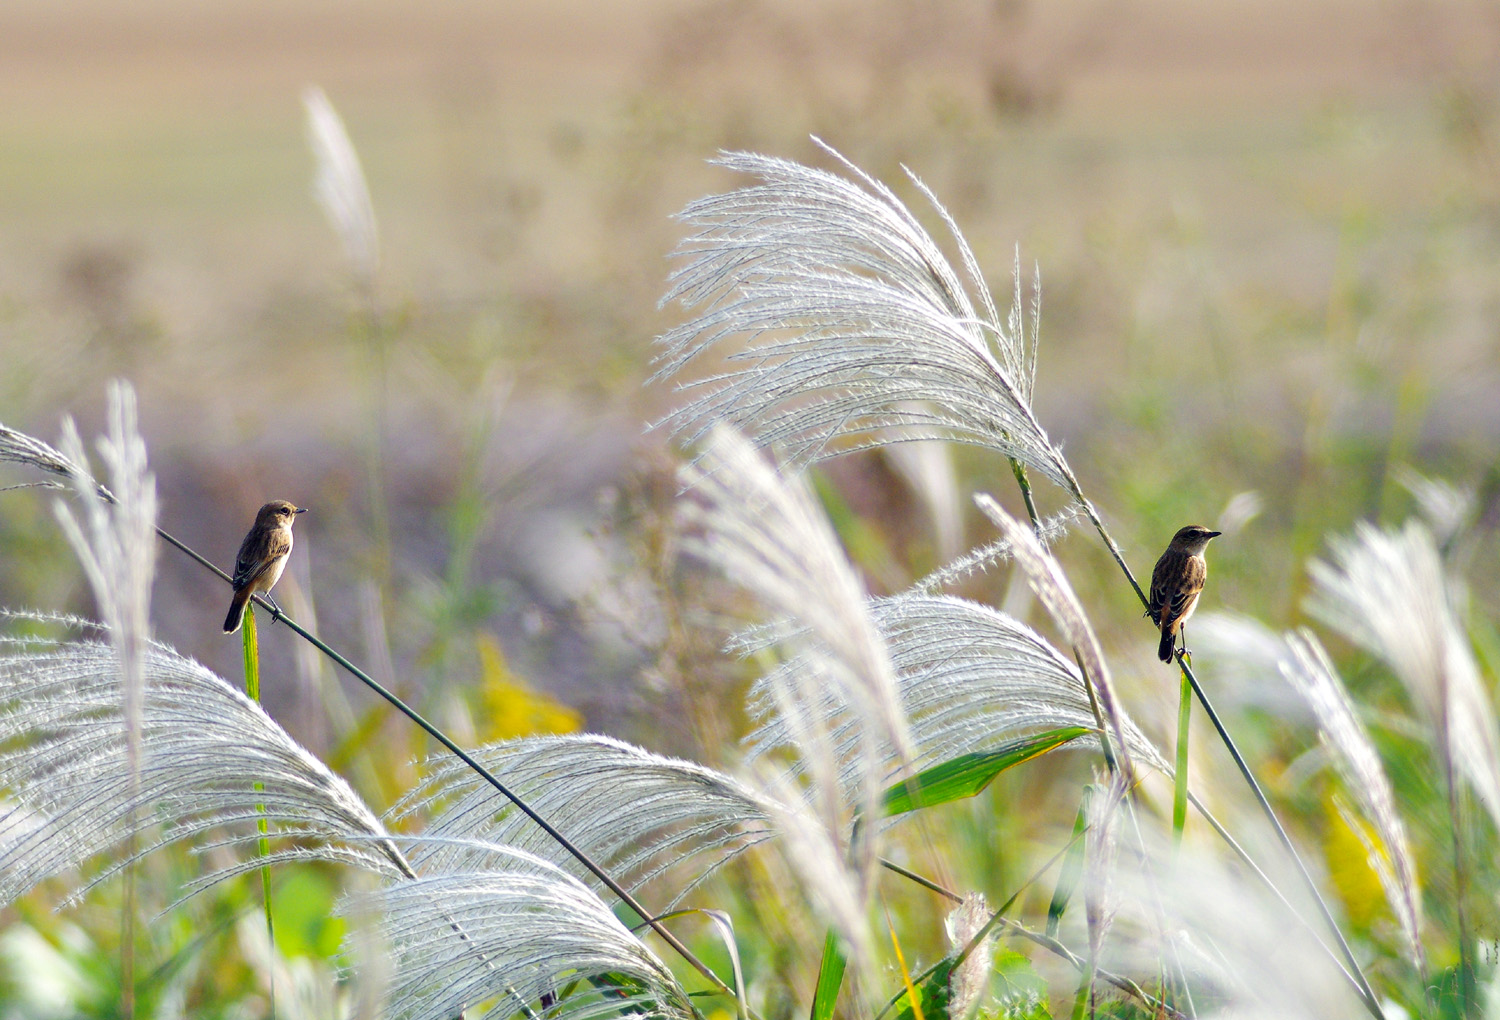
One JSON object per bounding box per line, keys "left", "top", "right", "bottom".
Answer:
{"left": 1207, "top": 530, "right": 1222, "bottom": 538}
{"left": 295, "top": 507, "right": 309, "bottom": 514}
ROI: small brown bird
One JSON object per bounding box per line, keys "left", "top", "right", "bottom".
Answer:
{"left": 223, "top": 500, "right": 307, "bottom": 634}
{"left": 1148, "top": 525, "right": 1221, "bottom": 663}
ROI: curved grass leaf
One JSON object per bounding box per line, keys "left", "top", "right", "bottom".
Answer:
{"left": 1046, "top": 790, "right": 1092, "bottom": 939}
{"left": 0, "top": 621, "right": 411, "bottom": 907}
{"left": 810, "top": 929, "right": 847, "bottom": 1020}
{"left": 881, "top": 727, "right": 1090, "bottom": 816}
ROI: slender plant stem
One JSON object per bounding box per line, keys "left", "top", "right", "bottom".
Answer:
{"left": 120, "top": 849, "right": 136, "bottom": 1020}
{"left": 877, "top": 855, "right": 1180, "bottom": 1019}
{"left": 241, "top": 609, "right": 278, "bottom": 1020}
{"left": 1069, "top": 963, "right": 1092, "bottom": 1020}
{"left": 1173, "top": 669, "right": 1191, "bottom": 847}
{"left": 147, "top": 522, "right": 743, "bottom": 1008}
{"left": 1176, "top": 654, "right": 1382, "bottom": 1019}
{"left": 1073, "top": 648, "right": 1118, "bottom": 777}
{"left": 1440, "top": 730, "right": 1474, "bottom": 1018}
{"left": 1010, "top": 459, "right": 1043, "bottom": 539}
{"left": 878, "top": 857, "right": 960, "bottom": 903}
{"left": 1044, "top": 463, "right": 1384, "bottom": 1019}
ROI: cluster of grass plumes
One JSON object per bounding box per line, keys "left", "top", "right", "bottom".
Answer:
{"left": 648, "top": 141, "right": 1487, "bottom": 1018}
{"left": 0, "top": 135, "right": 1494, "bottom": 1020}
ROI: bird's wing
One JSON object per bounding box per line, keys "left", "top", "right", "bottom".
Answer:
{"left": 1147, "top": 552, "right": 1180, "bottom": 625}
{"left": 1160, "top": 557, "right": 1207, "bottom": 628}
{"left": 231, "top": 528, "right": 292, "bottom": 589}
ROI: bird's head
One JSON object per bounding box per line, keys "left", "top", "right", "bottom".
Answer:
{"left": 1170, "top": 524, "right": 1221, "bottom": 554}
{"left": 256, "top": 500, "right": 307, "bottom": 527}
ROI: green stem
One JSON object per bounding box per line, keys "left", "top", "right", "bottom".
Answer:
{"left": 241, "top": 608, "right": 276, "bottom": 1019}
{"left": 151, "top": 522, "right": 743, "bottom": 1010}
{"left": 1173, "top": 669, "right": 1191, "bottom": 847}
{"left": 877, "top": 852, "right": 1179, "bottom": 1019}
{"left": 1009, "top": 459, "right": 1043, "bottom": 538}
{"left": 1050, "top": 462, "right": 1383, "bottom": 1020}
{"left": 1440, "top": 728, "right": 1474, "bottom": 1018}
{"left": 1175, "top": 653, "right": 1382, "bottom": 1019}
{"left": 1069, "top": 962, "right": 1093, "bottom": 1020}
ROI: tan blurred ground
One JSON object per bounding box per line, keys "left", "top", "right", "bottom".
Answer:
{"left": 1, "top": 0, "right": 1497, "bottom": 745}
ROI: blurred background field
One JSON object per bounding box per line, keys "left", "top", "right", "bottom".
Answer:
{"left": 1, "top": 1, "right": 1499, "bottom": 1009}
{"left": 4, "top": 0, "right": 1500, "bottom": 779}
{"left": 4, "top": 0, "right": 1499, "bottom": 752}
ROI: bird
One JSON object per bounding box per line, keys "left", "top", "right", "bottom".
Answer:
{"left": 1147, "top": 525, "right": 1221, "bottom": 663}
{"left": 223, "top": 500, "right": 307, "bottom": 634}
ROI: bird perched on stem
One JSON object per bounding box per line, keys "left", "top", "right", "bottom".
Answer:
{"left": 1148, "top": 525, "right": 1221, "bottom": 663}
{"left": 223, "top": 500, "right": 307, "bottom": 634}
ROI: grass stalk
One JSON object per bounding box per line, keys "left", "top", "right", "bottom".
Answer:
{"left": 1029, "top": 461, "right": 1384, "bottom": 1018}
{"left": 877, "top": 851, "right": 1180, "bottom": 1019}
{"left": 1176, "top": 653, "right": 1382, "bottom": 1018}
{"left": 1439, "top": 727, "right": 1475, "bottom": 1018}
{"left": 1068, "top": 963, "right": 1093, "bottom": 1020}
{"left": 240, "top": 607, "right": 277, "bottom": 1018}
{"left": 120, "top": 863, "right": 136, "bottom": 1020}
{"left": 8, "top": 450, "right": 745, "bottom": 1013}
{"left": 1009, "top": 458, "right": 1042, "bottom": 539}
{"left": 1173, "top": 669, "right": 1191, "bottom": 847}
{"left": 144, "top": 519, "right": 745, "bottom": 1010}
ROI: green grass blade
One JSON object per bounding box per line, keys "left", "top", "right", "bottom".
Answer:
{"left": 240, "top": 608, "right": 276, "bottom": 1016}
{"left": 1069, "top": 961, "right": 1093, "bottom": 1020}
{"left": 881, "top": 728, "right": 1089, "bottom": 816}
{"left": 242, "top": 604, "right": 260, "bottom": 702}
{"left": 811, "top": 929, "right": 847, "bottom": 1020}
{"left": 1046, "top": 787, "right": 1092, "bottom": 938}
{"left": 1173, "top": 666, "right": 1191, "bottom": 847}
{"left": 891, "top": 958, "right": 954, "bottom": 1020}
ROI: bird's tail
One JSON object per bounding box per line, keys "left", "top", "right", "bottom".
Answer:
{"left": 223, "top": 588, "right": 251, "bottom": 634}
{"left": 1158, "top": 625, "right": 1175, "bottom": 663}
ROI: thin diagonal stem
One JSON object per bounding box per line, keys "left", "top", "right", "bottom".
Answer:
{"left": 877, "top": 854, "right": 1179, "bottom": 1018}
{"left": 1184, "top": 792, "right": 1361, "bottom": 993}
{"left": 1032, "top": 462, "right": 1384, "bottom": 1018}
{"left": 1010, "top": 459, "right": 1043, "bottom": 539}
{"left": 15, "top": 448, "right": 741, "bottom": 1009}
{"left": 144, "top": 516, "right": 743, "bottom": 1008}
{"left": 1177, "top": 652, "right": 1382, "bottom": 1019}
